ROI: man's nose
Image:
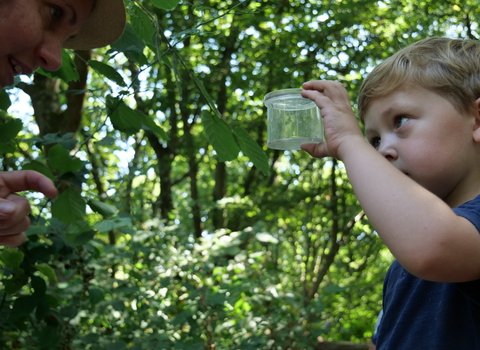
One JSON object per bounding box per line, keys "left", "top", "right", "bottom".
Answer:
{"left": 34, "top": 36, "right": 63, "bottom": 72}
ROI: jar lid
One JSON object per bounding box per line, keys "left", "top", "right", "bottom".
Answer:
{"left": 264, "top": 88, "right": 303, "bottom": 102}
{"left": 264, "top": 88, "right": 315, "bottom": 109}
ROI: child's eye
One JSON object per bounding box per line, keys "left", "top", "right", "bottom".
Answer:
{"left": 395, "top": 115, "right": 409, "bottom": 129}
{"left": 50, "top": 6, "right": 64, "bottom": 21}
{"left": 371, "top": 137, "right": 381, "bottom": 150}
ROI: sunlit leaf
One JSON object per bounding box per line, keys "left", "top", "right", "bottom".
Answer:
{"left": 107, "top": 96, "right": 143, "bottom": 135}
{"left": 142, "top": 113, "right": 170, "bottom": 140}
{"left": 0, "top": 118, "right": 22, "bottom": 139}
{"left": 234, "top": 126, "right": 270, "bottom": 176}
{"left": 0, "top": 248, "right": 24, "bottom": 268}
{"left": 48, "top": 144, "right": 84, "bottom": 174}
{"left": 110, "top": 24, "right": 148, "bottom": 66}
{"left": 94, "top": 217, "right": 132, "bottom": 232}
{"left": 52, "top": 188, "right": 86, "bottom": 224}
{"left": 151, "top": 0, "right": 180, "bottom": 10}
{"left": 201, "top": 110, "right": 240, "bottom": 161}
{"left": 131, "top": 4, "right": 156, "bottom": 46}
{"left": 36, "top": 263, "right": 57, "bottom": 282}
{"left": 88, "top": 60, "right": 126, "bottom": 87}
{"left": 87, "top": 199, "right": 119, "bottom": 218}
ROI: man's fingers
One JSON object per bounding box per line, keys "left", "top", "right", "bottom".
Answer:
{"left": 0, "top": 170, "right": 58, "bottom": 199}
{"left": 0, "top": 217, "right": 30, "bottom": 235}
{"left": 0, "top": 195, "right": 31, "bottom": 224}
{"left": 0, "top": 232, "right": 27, "bottom": 247}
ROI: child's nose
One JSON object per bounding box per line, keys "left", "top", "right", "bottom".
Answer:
{"left": 378, "top": 137, "right": 398, "bottom": 160}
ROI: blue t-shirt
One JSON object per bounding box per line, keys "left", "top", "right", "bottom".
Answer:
{"left": 374, "top": 195, "right": 480, "bottom": 349}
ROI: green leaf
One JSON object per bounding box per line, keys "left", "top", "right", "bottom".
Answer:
{"left": 38, "top": 325, "right": 62, "bottom": 348}
{"left": 192, "top": 75, "right": 222, "bottom": 118}
{"left": 68, "top": 230, "right": 96, "bottom": 246}
{"left": 25, "top": 225, "right": 47, "bottom": 237}
{"left": 94, "top": 217, "right": 132, "bottom": 232}
{"left": 36, "top": 263, "right": 57, "bottom": 283}
{"left": 3, "top": 268, "right": 28, "bottom": 294}
{"left": 0, "top": 248, "right": 24, "bottom": 268}
{"left": 87, "top": 199, "right": 119, "bottom": 218}
{"left": 81, "top": 333, "right": 100, "bottom": 345}
{"left": 201, "top": 110, "right": 240, "bottom": 162}
{"left": 31, "top": 276, "right": 47, "bottom": 297}
{"left": 105, "top": 341, "right": 127, "bottom": 350}
{"left": 88, "top": 60, "right": 126, "bottom": 87}
{"left": 110, "top": 24, "right": 148, "bottom": 66}
{"left": 52, "top": 188, "right": 86, "bottom": 224}
{"left": 0, "top": 118, "right": 22, "bottom": 140}
{"left": 88, "top": 288, "right": 104, "bottom": 306}
{"left": 0, "top": 143, "right": 15, "bottom": 154}
{"left": 107, "top": 96, "right": 143, "bottom": 135}
{"left": 234, "top": 126, "right": 270, "bottom": 176}
{"left": 37, "top": 50, "right": 79, "bottom": 82}
{"left": 95, "top": 136, "right": 115, "bottom": 146}
{"left": 131, "top": 4, "right": 156, "bottom": 46}
{"left": 152, "top": 0, "right": 180, "bottom": 10}
{"left": 35, "top": 300, "right": 50, "bottom": 321}
{"left": 0, "top": 89, "right": 11, "bottom": 111}
{"left": 9, "top": 295, "right": 40, "bottom": 323}
{"left": 48, "top": 144, "right": 84, "bottom": 175}
{"left": 22, "top": 161, "right": 55, "bottom": 181}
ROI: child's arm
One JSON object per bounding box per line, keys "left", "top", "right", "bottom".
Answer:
{"left": 301, "top": 80, "right": 480, "bottom": 283}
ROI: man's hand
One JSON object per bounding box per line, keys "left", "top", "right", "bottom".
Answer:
{"left": 0, "top": 170, "right": 58, "bottom": 247}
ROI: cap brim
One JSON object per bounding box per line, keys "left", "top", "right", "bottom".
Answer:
{"left": 63, "top": 0, "right": 126, "bottom": 50}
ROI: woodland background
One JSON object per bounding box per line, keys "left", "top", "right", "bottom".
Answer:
{"left": 0, "top": 0, "right": 478, "bottom": 349}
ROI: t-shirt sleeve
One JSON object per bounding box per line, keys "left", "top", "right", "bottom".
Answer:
{"left": 453, "top": 195, "right": 480, "bottom": 232}
{"left": 453, "top": 195, "right": 480, "bottom": 307}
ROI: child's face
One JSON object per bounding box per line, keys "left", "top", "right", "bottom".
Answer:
{"left": 363, "top": 84, "right": 480, "bottom": 206}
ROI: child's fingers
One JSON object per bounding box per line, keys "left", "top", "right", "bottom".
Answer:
{"left": 302, "top": 80, "right": 350, "bottom": 105}
{"left": 301, "top": 142, "right": 329, "bottom": 159}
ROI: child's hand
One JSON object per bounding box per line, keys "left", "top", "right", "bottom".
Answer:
{"left": 300, "top": 80, "right": 365, "bottom": 160}
{"left": 0, "top": 170, "right": 58, "bottom": 247}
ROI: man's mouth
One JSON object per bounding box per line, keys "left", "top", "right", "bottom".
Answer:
{"left": 9, "top": 56, "right": 23, "bottom": 75}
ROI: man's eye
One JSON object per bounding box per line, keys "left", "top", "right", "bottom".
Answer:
{"left": 395, "top": 115, "right": 409, "bottom": 129}
{"left": 50, "top": 6, "right": 64, "bottom": 20}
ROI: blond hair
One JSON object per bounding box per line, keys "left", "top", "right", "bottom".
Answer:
{"left": 357, "top": 37, "right": 480, "bottom": 121}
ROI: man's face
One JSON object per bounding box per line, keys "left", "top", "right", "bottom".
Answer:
{"left": 0, "top": 0, "right": 94, "bottom": 88}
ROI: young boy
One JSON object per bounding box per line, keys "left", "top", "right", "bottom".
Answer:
{"left": 301, "top": 37, "right": 480, "bottom": 349}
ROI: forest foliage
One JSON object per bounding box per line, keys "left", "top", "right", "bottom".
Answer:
{"left": 0, "top": 0, "right": 479, "bottom": 349}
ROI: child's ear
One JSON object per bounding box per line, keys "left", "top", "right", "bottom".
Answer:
{"left": 473, "top": 97, "right": 480, "bottom": 143}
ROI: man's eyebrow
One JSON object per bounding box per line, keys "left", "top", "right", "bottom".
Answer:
{"left": 67, "top": 4, "right": 78, "bottom": 26}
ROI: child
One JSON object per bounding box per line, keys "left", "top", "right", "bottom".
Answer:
{"left": 301, "top": 37, "right": 480, "bottom": 349}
